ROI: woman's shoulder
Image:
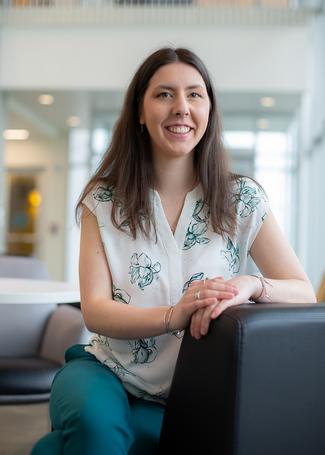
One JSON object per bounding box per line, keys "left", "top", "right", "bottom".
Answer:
{"left": 230, "top": 174, "right": 269, "bottom": 221}
{"left": 82, "top": 180, "right": 116, "bottom": 213}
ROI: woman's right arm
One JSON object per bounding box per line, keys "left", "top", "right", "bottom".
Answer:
{"left": 79, "top": 206, "right": 237, "bottom": 339}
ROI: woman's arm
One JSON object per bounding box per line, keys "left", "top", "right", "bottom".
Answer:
{"left": 249, "top": 211, "right": 316, "bottom": 303}
{"left": 79, "top": 206, "right": 237, "bottom": 339}
{"left": 190, "top": 211, "right": 316, "bottom": 339}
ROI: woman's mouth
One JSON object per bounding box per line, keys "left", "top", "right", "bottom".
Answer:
{"left": 166, "top": 126, "right": 192, "bottom": 134}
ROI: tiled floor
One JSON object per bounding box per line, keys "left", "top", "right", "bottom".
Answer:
{"left": 0, "top": 403, "right": 49, "bottom": 455}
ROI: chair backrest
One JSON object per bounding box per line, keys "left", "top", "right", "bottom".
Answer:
{"left": 0, "top": 255, "right": 50, "bottom": 280}
{"left": 159, "top": 303, "right": 325, "bottom": 455}
{"left": 0, "top": 255, "right": 53, "bottom": 357}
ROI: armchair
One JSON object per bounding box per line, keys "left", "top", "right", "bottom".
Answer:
{"left": 159, "top": 302, "right": 325, "bottom": 455}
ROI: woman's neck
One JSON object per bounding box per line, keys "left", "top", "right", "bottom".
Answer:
{"left": 153, "top": 155, "right": 197, "bottom": 197}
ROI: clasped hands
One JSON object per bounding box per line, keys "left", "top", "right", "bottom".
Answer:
{"left": 187, "top": 275, "right": 258, "bottom": 340}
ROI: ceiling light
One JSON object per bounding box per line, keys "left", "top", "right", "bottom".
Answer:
{"left": 3, "top": 129, "right": 29, "bottom": 140}
{"left": 38, "top": 94, "right": 54, "bottom": 105}
{"left": 260, "top": 97, "right": 275, "bottom": 108}
{"left": 257, "top": 118, "right": 269, "bottom": 129}
{"left": 67, "top": 116, "right": 81, "bottom": 127}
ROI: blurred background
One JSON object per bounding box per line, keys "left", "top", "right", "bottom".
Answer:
{"left": 0, "top": 0, "right": 324, "bottom": 293}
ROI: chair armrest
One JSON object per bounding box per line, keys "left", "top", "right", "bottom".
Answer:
{"left": 40, "top": 304, "right": 92, "bottom": 365}
{"left": 159, "top": 302, "right": 325, "bottom": 455}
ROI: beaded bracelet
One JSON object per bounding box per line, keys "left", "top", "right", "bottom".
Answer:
{"left": 250, "top": 274, "right": 273, "bottom": 301}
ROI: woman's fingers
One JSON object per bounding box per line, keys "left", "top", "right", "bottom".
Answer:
{"left": 199, "top": 303, "right": 218, "bottom": 336}
{"left": 190, "top": 309, "right": 202, "bottom": 338}
{"left": 210, "top": 298, "right": 238, "bottom": 319}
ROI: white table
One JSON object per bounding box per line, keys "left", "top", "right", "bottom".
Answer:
{"left": 0, "top": 278, "right": 80, "bottom": 304}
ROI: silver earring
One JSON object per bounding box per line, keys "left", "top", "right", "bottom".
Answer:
{"left": 140, "top": 124, "right": 144, "bottom": 133}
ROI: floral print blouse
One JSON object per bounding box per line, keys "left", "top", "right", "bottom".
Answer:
{"left": 82, "top": 177, "right": 269, "bottom": 404}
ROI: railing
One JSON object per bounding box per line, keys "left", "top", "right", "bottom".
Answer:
{"left": 0, "top": 0, "right": 320, "bottom": 26}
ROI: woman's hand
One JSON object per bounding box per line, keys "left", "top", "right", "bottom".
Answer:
{"left": 170, "top": 277, "right": 239, "bottom": 333}
{"left": 190, "top": 275, "right": 260, "bottom": 340}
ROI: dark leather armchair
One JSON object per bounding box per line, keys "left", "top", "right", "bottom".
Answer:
{"left": 159, "top": 302, "right": 325, "bottom": 455}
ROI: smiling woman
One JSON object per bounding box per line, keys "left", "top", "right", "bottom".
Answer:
{"left": 139, "top": 62, "right": 210, "bottom": 160}
{"left": 31, "top": 47, "right": 316, "bottom": 455}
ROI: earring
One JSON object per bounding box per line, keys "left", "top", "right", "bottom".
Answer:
{"left": 140, "top": 123, "right": 144, "bottom": 133}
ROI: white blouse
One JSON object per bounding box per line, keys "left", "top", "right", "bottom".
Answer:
{"left": 82, "top": 177, "right": 269, "bottom": 403}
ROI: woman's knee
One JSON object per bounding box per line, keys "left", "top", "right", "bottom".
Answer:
{"left": 48, "top": 355, "right": 134, "bottom": 453}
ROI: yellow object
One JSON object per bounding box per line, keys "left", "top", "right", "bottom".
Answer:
{"left": 317, "top": 274, "right": 325, "bottom": 303}
{"left": 28, "top": 190, "right": 42, "bottom": 208}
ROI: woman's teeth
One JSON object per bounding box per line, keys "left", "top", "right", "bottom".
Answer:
{"left": 167, "top": 126, "right": 191, "bottom": 134}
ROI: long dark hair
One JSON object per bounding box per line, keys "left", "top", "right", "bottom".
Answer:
{"left": 76, "top": 47, "right": 238, "bottom": 238}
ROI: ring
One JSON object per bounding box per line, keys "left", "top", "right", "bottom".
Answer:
{"left": 195, "top": 290, "right": 200, "bottom": 300}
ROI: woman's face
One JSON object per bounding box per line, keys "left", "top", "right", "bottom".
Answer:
{"left": 140, "top": 62, "right": 210, "bottom": 160}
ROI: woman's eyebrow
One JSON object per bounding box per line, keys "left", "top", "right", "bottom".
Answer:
{"left": 153, "top": 84, "right": 206, "bottom": 90}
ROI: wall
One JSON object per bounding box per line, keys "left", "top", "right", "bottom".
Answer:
{"left": 0, "top": 25, "right": 308, "bottom": 92}
{"left": 299, "top": 12, "right": 325, "bottom": 290}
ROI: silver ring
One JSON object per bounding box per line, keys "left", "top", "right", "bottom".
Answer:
{"left": 195, "top": 290, "right": 200, "bottom": 300}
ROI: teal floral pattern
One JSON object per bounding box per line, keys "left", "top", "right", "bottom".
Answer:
{"left": 93, "top": 185, "right": 116, "bottom": 203}
{"left": 183, "top": 200, "right": 210, "bottom": 250}
{"left": 182, "top": 272, "right": 204, "bottom": 293}
{"left": 129, "top": 338, "right": 158, "bottom": 364}
{"left": 104, "top": 357, "right": 137, "bottom": 378}
{"left": 90, "top": 335, "right": 136, "bottom": 378}
{"left": 129, "top": 253, "right": 161, "bottom": 290}
{"left": 221, "top": 237, "right": 240, "bottom": 274}
{"left": 113, "top": 285, "right": 131, "bottom": 305}
{"left": 233, "top": 179, "right": 265, "bottom": 218}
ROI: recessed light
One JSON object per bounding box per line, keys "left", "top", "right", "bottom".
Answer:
{"left": 67, "top": 116, "right": 81, "bottom": 127}
{"left": 3, "top": 129, "right": 29, "bottom": 140}
{"left": 38, "top": 94, "right": 54, "bottom": 105}
{"left": 260, "top": 97, "right": 275, "bottom": 108}
{"left": 257, "top": 118, "right": 269, "bottom": 129}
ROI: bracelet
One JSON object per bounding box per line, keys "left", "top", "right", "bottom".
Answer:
{"left": 164, "top": 306, "right": 174, "bottom": 333}
{"left": 250, "top": 274, "right": 273, "bottom": 301}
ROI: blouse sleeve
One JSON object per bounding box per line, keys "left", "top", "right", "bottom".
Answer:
{"left": 81, "top": 184, "right": 114, "bottom": 215}
{"left": 233, "top": 177, "right": 270, "bottom": 251}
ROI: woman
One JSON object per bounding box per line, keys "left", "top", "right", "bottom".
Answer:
{"left": 32, "top": 47, "right": 315, "bottom": 455}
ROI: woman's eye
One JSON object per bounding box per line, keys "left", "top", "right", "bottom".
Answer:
{"left": 189, "top": 92, "right": 202, "bottom": 98}
{"left": 157, "top": 92, "right": 172, "bottom": 98}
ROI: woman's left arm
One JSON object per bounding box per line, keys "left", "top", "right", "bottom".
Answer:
{"left": 190, "top": 211, "right": 316, "bottom": 339}
{"left": 248, "top": 210, "right": 316, "bottom": 303}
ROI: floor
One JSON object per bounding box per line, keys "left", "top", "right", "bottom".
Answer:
{"left": 0, "top": 403, "right": 50, "bottom": 455}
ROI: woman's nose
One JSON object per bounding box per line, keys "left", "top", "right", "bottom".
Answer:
{"left": 172, "top": 95, "right": 189, "bottom": 117}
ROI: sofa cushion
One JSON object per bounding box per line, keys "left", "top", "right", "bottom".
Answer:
{"left": 0, "top": 357, "right": 60, "bottom": 395}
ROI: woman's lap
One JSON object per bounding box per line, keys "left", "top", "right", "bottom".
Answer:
{"left": 38, "top": 344, "right": 164, "bottom": 455}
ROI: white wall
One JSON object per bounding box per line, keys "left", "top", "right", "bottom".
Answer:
{"left": 298, "top": 12, "right": 325, "bottom": 291}
{"left": 0, "top": 25, "right": 308, "bottom": 92}
{"left": 5, "top": 135, "right": 68, "bottom": 280}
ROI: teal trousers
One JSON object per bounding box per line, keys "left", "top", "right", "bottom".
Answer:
{"left": 31, "top": 344, "right": 165, "bottom": 455}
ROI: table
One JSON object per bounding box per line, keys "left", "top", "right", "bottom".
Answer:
{"left": 0, "top": 278, "right": 80, "bottom": 304}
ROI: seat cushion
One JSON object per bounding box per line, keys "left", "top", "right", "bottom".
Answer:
{"left": 0, "top": 357, "right": 61, "bottom": 395}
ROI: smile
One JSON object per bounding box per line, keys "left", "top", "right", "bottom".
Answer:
{"left": 166, "top": 126, "right": 192, "bottom": 134}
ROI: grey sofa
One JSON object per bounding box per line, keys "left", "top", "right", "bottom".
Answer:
{"left": 0, "top": 255, "right": 91, "bottom": 404}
